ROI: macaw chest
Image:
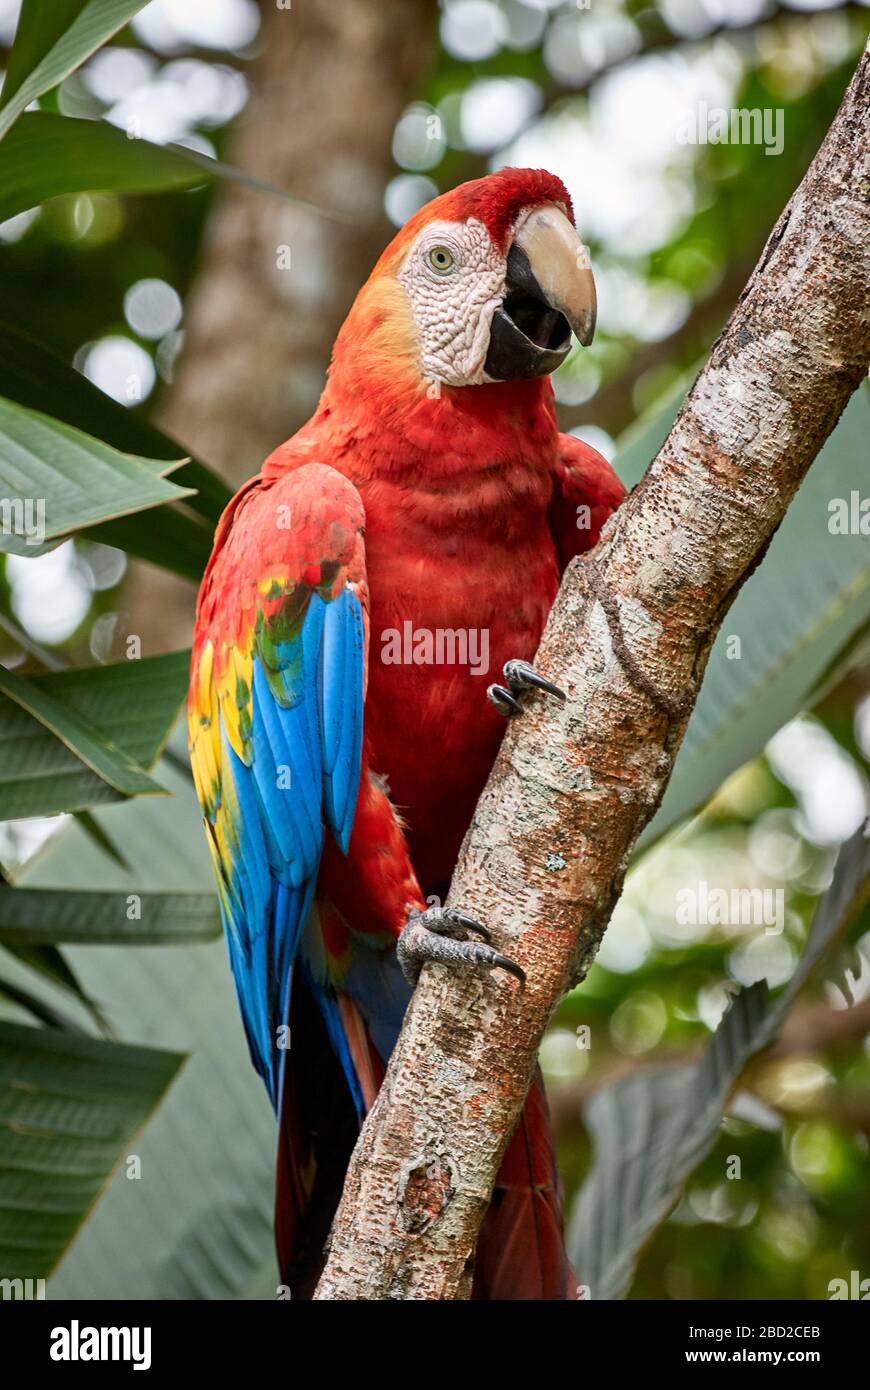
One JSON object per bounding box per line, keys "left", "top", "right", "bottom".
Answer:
{"left": 361, "top": 521, "right": 560, "bottom": 882}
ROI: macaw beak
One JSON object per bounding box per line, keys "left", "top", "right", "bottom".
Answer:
{"left": 484, "top": 204, "right": 597, "bottom": 382}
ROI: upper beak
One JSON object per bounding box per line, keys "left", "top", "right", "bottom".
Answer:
{"left": 484, "top": 204, "right": 597, "bottom": 382}
{"left": 515, "top": 204, "right": 597, "bottom": 347}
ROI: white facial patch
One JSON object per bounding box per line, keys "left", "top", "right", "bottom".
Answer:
{"left": 397, "top": 217, "right": 505, "bottom": 387}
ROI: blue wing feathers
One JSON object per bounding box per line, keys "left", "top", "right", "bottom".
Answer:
{"left": 333, "top": 591, "right": 365, "bottom": 846}
{"left": 217, "top": 584, "right": 366, "bottom": 1110}
{"left": 320, "top": 588, "right": 365, "bottom": 852}
{"left": 319, "top": 589, "right": 347, "bottom": 775}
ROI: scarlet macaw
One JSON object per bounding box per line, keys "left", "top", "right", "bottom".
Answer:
{"left": 189, "top": 168, "right": 625, "bottom": 1299}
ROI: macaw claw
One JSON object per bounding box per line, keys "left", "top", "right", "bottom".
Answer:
{"left": 487, "top": 659, "right": 566, "bottom": 717}
{"left": 398, "top": 905, "right": 525, "bottom": 986}
{"left": 487, "top": 683, "right": 523, "bottom": 715}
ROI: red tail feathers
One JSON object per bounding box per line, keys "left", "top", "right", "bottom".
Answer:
{"left": 472, "top": 1068, "right": 578, "bottom": 1300}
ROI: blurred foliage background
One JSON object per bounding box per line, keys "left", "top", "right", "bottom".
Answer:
{"left": 0, "top": 0, "right": 867, "bottom": 1301}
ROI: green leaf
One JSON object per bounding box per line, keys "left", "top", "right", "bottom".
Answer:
{"left": 0, "top": 888, "right": 220, "bottom": 945}
{"left": 74, "top": 505, "right": 214, "bottom": 583}
{"left": 0, "top": 611, "right": 65, "bottom": 674}
{"left": 0, "top": 972, "right": 85, "bottom": 1030}
{"left": 0, "top": 3, "right": 91, "bottom": 114}
{"left": 0, "top": 110, "right": 214, "bottom": 220}
{"left": 0, "top": 651, "right": 189, "bottom": 819}
{"left": 17, "top": 753, "right": 277, "bottom": 1298}
{"left": 0, "top": 662, "right": 164, "bottom": 801}
{"left": 39, "top": 651, "right": 191, "bottom": 766}
{"left": 0, "top": 1020, "right": 184, "bottom": 1279}
{"left": 0, "top": 852, "right": 101, "bottom": 1020}
{"left": 19, "top": 730, "right": 212, "bottom": 889}
{"left": 568, "top": 828, "right": 870, "bottom": 1301}
{"left": 0, "top": 1, "right": 151, "bottom": 140}
{"left": 74, "top": 810, "right": 130, "bottom": 870}
{"left": 1, "top": 941, "right": 107, "bottom": 1031}
{"left": 0, "top": 321, "right": 231, "bottom": 526}
{"left": 154, "top": 1203, "right": 278, "bottom": 1301}
{"left": 0, "top": 323, "right": 225, "bottom": 580}
{"left": 0, "top": 112, "right": 343, "bottom": 227}
{"left": 0, "top": 395, "right": 197, "bottom": 558}
{"left": 619, "top": 383, "right": 870, "bottom": 855}
{"left": 5, "top": 943, "right": 79, "bottom": 995}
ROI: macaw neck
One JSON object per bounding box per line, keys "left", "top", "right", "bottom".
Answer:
{"left": 310, "top": 363, "right": 561, "bottom": 490}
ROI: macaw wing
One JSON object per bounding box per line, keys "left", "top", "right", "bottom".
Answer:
{"left": 548, "top": 432, "right": 626, "bottom": 567}
{"left": 189, "top": 463, "right": 367, "bottom": 1108}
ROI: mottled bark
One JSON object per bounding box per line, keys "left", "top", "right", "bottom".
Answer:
{"left": 315, "top": 49, "right": 870, "bottom": 1301}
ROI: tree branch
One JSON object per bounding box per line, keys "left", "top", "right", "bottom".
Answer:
{"left": 314, "top": 47, "right": 870, "bottom": 1301}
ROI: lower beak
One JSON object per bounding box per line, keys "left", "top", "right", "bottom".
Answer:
{"left": 484, "top": 204, "right": 597, "bottom": 382}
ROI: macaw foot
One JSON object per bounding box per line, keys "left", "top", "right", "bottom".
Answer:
{"left": 487, "top": 659, "right": 566, "bottom": 717}
{"left": 397, "top": 906, "right": 525, "bottom": 986}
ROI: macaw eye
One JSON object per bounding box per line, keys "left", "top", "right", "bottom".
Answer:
{"left": 427, "top": 245, "right": 455, "bottom": 274}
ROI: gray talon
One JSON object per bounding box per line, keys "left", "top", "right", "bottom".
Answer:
{"left": 488, "top": 661, "right": 565, "bottom": 717}
{"left": 409, "top": 906, "right": 490, "bottom": 942}
{"left": 487, "top": 683, "right": 523, "bottom": 716}
{"left": 504, "top": 659, "right": 566, "bottom": 702}
{"left": 398, "top": 905, "right": 525, "bottom": 986}
{"left": 443, "top": 910, "right": 492, "bottom": 943}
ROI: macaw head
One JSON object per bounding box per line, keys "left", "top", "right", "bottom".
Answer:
{"left": 334, "top": 167, "right": 596, "bottom": 393}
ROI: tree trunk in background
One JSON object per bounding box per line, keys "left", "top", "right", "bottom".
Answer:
{"left": 127, "top": 0, "right": 437, "bottom": 653}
